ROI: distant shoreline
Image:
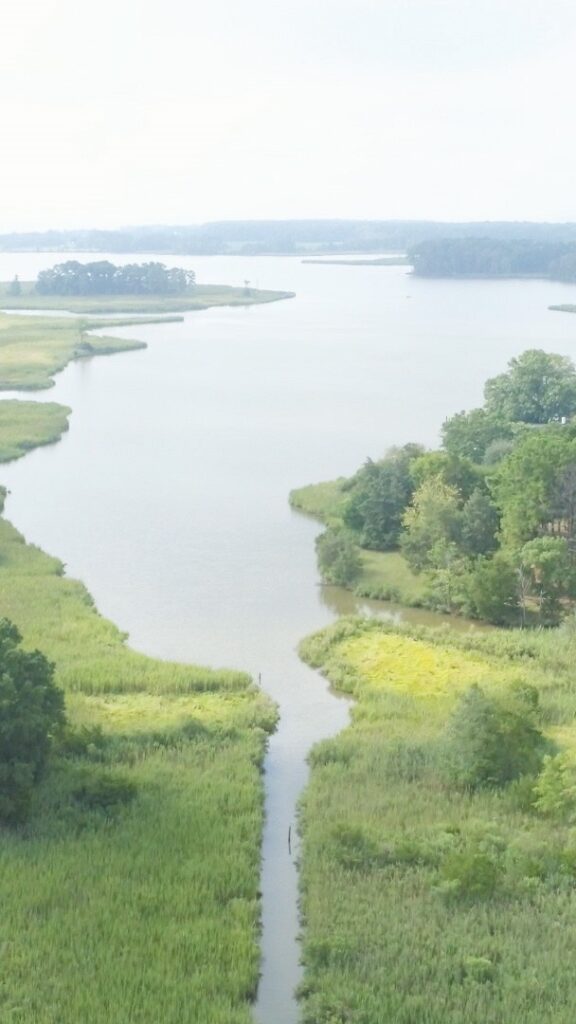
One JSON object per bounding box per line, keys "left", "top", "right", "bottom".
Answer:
{"left": 302, "top": 255, "right": 410, "bottom": 267}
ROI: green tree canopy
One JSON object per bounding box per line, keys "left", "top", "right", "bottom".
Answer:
{"left": 463, "top": 554, "right": 520, "bottom": 625}
{"left": 342, "top": 445, "right": 423, "bottom": 550}
{"left": 401, "top": 476, "right": 462, "bottom": 573}
{"left": 441, "top": 407, "right": 513, "bottom": 463}
{"left": 443, "top": 683, "right": 548, "bottom": 789}
{"left": 490, "top": 429, "right": 576, "bottom": 547}
{"left": 519, "top": 537, "right": 576, "bottom": 625}
{"left": 484, "top": 350, "right": 576, "bottom": 424}
{"left": 410, "top": 450, "right": 481, "bottom": 502}
{"left": 36, "top": 260, "right": 195, "bottom": 297}
{"left": 315, "top": 528, "right": 362, "bottom": 587}
{"left": 0, "top": 619, "right": 65, "bottom": 824}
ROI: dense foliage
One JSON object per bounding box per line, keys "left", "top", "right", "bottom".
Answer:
{"left": 411, "top": 237, "right": 576, "bottom": 280}
{"left": 36, "top": 260, "right": 195, "bottom": 296}
{"left": 307, "top": 349, "right": 576, "bottom": 625}
{"left": 0, "top": 618, "right": 65, "bottom": 823}
{"left": 315, "top": 528, "right": 362, "bottom": 586}
{"left": 442, "top": 683, "right": 548, "bottom": 789}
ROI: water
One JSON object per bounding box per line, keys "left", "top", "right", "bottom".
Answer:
{"left": 0, "top": 254, "right": 575, "bottom": 1022}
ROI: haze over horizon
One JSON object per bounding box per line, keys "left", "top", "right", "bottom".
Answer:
{"left": 4, "top": 0, "right": 576, "bottom": 232}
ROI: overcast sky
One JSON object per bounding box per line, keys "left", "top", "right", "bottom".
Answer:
{"left": 3, "top": 0, "right": 576, "bottom": 230}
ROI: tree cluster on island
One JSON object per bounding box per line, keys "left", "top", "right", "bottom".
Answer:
{"left": 35, "top": 260, "right": 196, "bottom": 296}
{"left": 316, "top": 349, "right": 576, "bottom": 625}
{"left": 410, "top": 237, "right": 576, "bottom": 281}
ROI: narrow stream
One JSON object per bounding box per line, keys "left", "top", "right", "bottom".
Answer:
{"left": 1, "top": 254, "right": 575, "bottom": 1021}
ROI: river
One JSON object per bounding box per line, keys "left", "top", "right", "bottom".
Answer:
{"left": 0, "top": 253, "right": 575, "bottom": 1023}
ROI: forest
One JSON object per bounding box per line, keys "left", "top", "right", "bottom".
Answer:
{"left": 411, "top": 237, "right": 576, "bottom": 280}
{"left": 294, "top": 349, "right": 576, "bottom": 626}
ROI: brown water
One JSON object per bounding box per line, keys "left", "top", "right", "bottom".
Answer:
{"left": 0, "top": 253, "right": 575, "bottom": 1022}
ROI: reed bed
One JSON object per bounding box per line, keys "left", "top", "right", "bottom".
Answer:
{"left": 298, "top": 617, "right": 576, "bottom": 1023}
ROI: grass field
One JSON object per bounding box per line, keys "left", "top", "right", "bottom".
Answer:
{"left": 0, "top": 329, "right": 277, "bottom": 1021}
{"left": 298, "top": 616, "right": 576, "bottom": 1023}
{"left": 0, "top": 280, "right": 294, "bottom": 315}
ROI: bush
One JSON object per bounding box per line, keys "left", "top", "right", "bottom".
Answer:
{"left": 0, "top": 618, "right": 65, "bottom": 824}
{"left": 55, "top": 723, "right": 106, "bottom": 759}
{"left": 316, "top": 528, "right": 362, "bottom": 586}
{"left": 441, "top": 849, "right": 500, "bottom": 899}
{"left": 442, "top": 684, "right": 548, "bottom": 789}
{"left": 72, "top": 771, "right": 137, "bottom": 813}
{"left": 533, "top": 754, "right": 576, "bottom": 821}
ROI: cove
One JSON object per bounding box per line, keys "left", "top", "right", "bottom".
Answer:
{"left": 1, "top": 254, "right": 576, "bottom": 1021}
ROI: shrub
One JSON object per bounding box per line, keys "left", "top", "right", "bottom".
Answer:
{"left": 533, "top": 754, "right": 576, "bottom": 821}
{"left": 441, "top": 849, "right": 500, "bottom": 899}
{"left": 0, "top": 618, "right": 65, "bottom": 824}
{"left": 442, "top": 684, "right": 548, "bottom": 789}
{"left": 72, "top": 771, "right": 137, "bottom": 813}
{"left": 316, "top": 528, "right": 362, "bottom": 586}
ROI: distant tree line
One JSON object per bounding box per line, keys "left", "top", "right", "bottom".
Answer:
{"left": 411, "top": 238, "right": 576, "bottom": 281}
{"left": 316, "top": 349, "right": 576, "bottom": 625}
{"left": 35, "top": 260, "right": 195, "bottom": 296}
{"left": 4, "top": 220, "right": 576, "bottom": 256}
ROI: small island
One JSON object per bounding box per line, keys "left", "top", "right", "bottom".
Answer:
{"left": 2, "top": 259, "right": 295, "bottom": 315}
{"left": 0, "top": 260, "right": 294, "bottom": 390}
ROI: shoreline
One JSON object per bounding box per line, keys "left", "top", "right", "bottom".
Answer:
{"left": 0, "top": 306, "right": 277, "bottom": 1021}
{"left": 0, "top": 281, "right": 295, "bottom": 315}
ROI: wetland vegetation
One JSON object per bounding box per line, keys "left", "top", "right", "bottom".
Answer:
{"left": 298, "top": 615, "right": 576, "bottom": 1023}
{"left": 292, "top": 349, "right": 576, "bottom": 626}
{"left": 1, "top": 274, "right": 294, "bottom": 316}
{"left": 0, "top": 311, "right": 276, "bottom": 1023}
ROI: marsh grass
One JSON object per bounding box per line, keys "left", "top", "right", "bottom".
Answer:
{"left": 299, "top": 617, "right": 576, "bottom": 1023}
{"left": 0, "top": 509, "right": 276, "bottom": 1022}
{"left": 0, "top": 400, "right": 70, "bottom": 461}
{"left": 0, "top": 281, "right": 294, "bottom": 315}
{"left": 0, "top": 398, "right": 276, "bottom": 1021}
{"left": 0, "top": 311, "right": 147, "bottom": 389}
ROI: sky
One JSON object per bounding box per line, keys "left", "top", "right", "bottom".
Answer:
{"left": 3, "top": 0, "right": 576, "bottom": 230}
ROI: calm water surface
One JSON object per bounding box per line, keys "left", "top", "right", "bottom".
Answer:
{"left": 1, "top": 253, "right": 575, "bottom": 1023}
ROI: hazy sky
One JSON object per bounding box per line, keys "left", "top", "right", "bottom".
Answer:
{"left": 3, "top": 0, "right": 576, "bottom": 229}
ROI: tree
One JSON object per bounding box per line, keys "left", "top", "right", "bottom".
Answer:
{"left": 464, "top": 555, "right": 520, "bottom": 625}
{"left": 401, "top": 476, "right": 462, "bottom": 572}
{"left": 490, "top": 429, "right": 576, "bottom": 547}
{"left": 442, "top": 408, "right": 513, "bottom": 463}
{"left": 315, "top": 528, "right": 362, "bottom": 587}
{"left": 410, "top": 451, "right": 480, "bottom": 502}
{"left": 484, "top": 350, "right": 576, "bottom": 424}
{"left": 8, "top": 275, "right": 21, "bottom": 297}
{"left": 533, "top": 754, "right": 576, "bottom": 820}
{"left": 442, "top": 684, "right": 547, "bottom": 789}
{"left": 342, "top": 445, "right": 423, "bottom": 550}
{"left": 460, "top": 488, "right": 499, "bottom": 557}
{"left": 0, "top": 619, "right": 65, "bottom": 824}
{"left": 519, "top": 537, "right": 576, "bottom": 625}
{"left": 36, "top": 260, "right": 195, "bottom": 297}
